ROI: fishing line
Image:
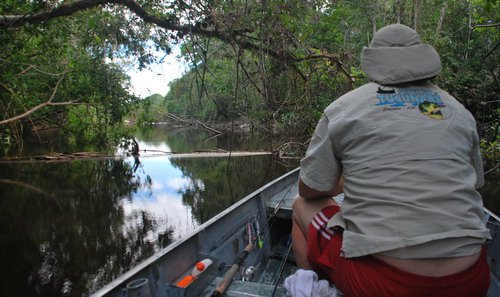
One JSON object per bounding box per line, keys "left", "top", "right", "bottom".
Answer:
{"left": 271, "top": 235, "right": 293, "bottom": 297}
{"left": 214, "top": 179, "right": 295, "bottom": 292}
{"left": 249, "top": 182, "right": 295, "bottom": 268}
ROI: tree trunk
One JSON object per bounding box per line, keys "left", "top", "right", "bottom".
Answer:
{"left": 413, "top": 0, "right": 421, "bottom": 32}
{"left": 372, "top": 15, "right": 377, "bottom": 36}
{"left": 436, "top": 2, "right": 448, "bottom": 35}
{"left": 466, "top": 4, "right": 472, "bottom": 60}
{"left": 396, "top": 0, "right": 402, "bottom": 24}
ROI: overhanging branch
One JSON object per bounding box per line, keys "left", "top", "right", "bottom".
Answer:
{"left": 0, "top": 71, "right": 82, "bottom": 125}
{"left": 0, "top": 0, "right": 350, "bottom": 82}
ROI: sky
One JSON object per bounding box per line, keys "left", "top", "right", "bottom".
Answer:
{"left": 127, "top": 46, "right": 187, "bottom": 98}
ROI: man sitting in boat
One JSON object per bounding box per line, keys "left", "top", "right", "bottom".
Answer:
{"left": 292, "top": 24, "right": 491, "bottom": 297}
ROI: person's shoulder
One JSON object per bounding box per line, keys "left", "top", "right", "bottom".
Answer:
{"left": 425, "top": 84, "right": 480, "bottom": 135}
{"left": 340, "top": 82, "right": 378, "bottom": 101}
{"left": 324, "top": 82, "right": 378, "bottom": 114}
{"left": 431, "top": 84, "right": 477, "bottom": 120}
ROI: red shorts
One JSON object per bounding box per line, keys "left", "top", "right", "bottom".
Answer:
{"left": 307, "top": 206, "right": 490, "bottom": 297}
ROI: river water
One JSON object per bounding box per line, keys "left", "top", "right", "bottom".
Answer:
{"left": 0, "top": 126, "right": 297, "bottom": 297}
{"left": 0, "top": 125, "right": 498, "bottom": 297}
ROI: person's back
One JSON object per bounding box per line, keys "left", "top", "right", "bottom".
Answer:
{"left": 320, "top": 81, "right": 488, "bottom": 260}
{"left": 291, "top": 24, "right": 491, "bottom": 297}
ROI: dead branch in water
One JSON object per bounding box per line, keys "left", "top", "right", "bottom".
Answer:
{"left": 273, "top": 141, "right": 308, "bottom": 159}
{"left": 194, "top": 119, "right": 221, "bottom": 134}
{"left": 0, "top": 152, "right": 109, "bottom": 162}
{"left": 166, "top": 113, "right": 191, "bottom": 125}
{"left": 165, "top": 113, "right": 222, "bottom": 134}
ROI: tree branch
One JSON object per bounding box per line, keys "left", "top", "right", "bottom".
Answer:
{"left": 0, "top": 0, "right": 110, "bottom": 28}
{"left": 292, "top": 53, "right": 354, "bottom": 83}
{"left": 485, "top": 163, "right": 500, "bottom": 175}
{"left": 0, "top": 0, "right": 345, "bottom": 82}
{"left": 483, "top": 41, "right": 500, "bottom": 60}
{"left": 471, "top": 22, "right": 500, "bottom": 30}
{"left": 0, "top": 71, "right": 82, "bottom": 125}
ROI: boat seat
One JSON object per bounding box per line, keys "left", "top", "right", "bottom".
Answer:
{"left": 201, "top": 277, "right": 288, "bottom": 297}
{"left": 264, "top": 184, "right": 345, "bottom": 219}
{"left": 265, "top": 185, "right": 298, "bottom": 219}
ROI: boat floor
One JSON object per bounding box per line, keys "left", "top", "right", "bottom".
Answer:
{"left": 200, "top": 259, "right": 297, "bottom": 297}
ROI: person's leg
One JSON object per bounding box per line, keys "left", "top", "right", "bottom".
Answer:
{"left": 292, "top": 196, "right": 337, "bottom": 269}
{"left": 292, "top": 216, "right": 313, "bottom": 269}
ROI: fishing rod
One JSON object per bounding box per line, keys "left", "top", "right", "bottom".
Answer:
{"left": 257, "top": 183, "right": 295, "bottom": 242}
{"left": 211, "top": 183, "right": 295, "bottom": 296}
{"left": 211, "top": 243, "right": 254, "bottom": 297}
{"left": 248, "top": 183, "right": 295, "bottom": 267}
{"left": 271, "top": 236, "right": 293, "bottom": 297}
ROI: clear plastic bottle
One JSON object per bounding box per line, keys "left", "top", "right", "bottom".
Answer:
{"left": 176, "top": 259, "right": 214, "bottom": 288}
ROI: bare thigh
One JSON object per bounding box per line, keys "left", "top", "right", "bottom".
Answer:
{"left": 292, "top": 195, "right": 338, "bottom": 236}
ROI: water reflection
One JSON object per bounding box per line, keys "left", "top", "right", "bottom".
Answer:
{"left": 0, "top": 126, "right": 296, "bottom": 297}
{"left": 0, "top": 159, "right": 151, "bottom": 296}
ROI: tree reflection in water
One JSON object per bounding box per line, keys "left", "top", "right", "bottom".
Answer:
{"left": 170, "top": 156, "right": 290, "bottom": 223}
{"left": 0, "top": 159, "right": 175, "bottom": 297}
{"left": 0, "top": 155, "right": 294, "bottom": 297}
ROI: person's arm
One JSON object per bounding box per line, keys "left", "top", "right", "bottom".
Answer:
{"left": 470, "top": 128, "right": 485, "bottom": 189}
{"left": 299, "top": 113, "right": 343, "bottom": 199}
{"left": 298, "top": 177, "right": 344, "bottom": 200}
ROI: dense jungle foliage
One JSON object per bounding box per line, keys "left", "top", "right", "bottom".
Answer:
{"left": 0, "top": 0, "right": 498, "bottom": 173}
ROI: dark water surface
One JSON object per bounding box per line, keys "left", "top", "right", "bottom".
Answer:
{"left": 0, "top": 126, "right": 298, "bottom": 297}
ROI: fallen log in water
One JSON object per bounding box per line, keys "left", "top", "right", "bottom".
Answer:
{"left": 0, "top": 152, "right": 109, "bottom": 162}
{"left": 0, "top": 151, "right": 274, "bottom": 163}
{"left": 167, "top": 151, "right": 272, "bottom": 158}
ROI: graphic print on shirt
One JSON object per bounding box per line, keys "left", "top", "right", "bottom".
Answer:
{"left": 375, "top": 88, "right": 446, "bottom": 120}
{"left": 418, "top": 101, "right": 444, "bottom": 120}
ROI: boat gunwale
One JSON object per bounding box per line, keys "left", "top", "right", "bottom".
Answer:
{"left": 90, "top": 167, "right": 300, "bottom": 297}
{"left": 484, "top": 208, "right": 500, "bottom": 223}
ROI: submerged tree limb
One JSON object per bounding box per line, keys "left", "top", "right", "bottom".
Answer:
{"left": 0, "top": 178, "right": 52, "bottom": 196}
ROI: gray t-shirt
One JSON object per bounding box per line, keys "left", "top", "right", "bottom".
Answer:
{"left": 300, "top": 82, "right": 490, "bottom": 258}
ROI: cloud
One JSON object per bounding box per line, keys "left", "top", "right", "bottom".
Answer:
{"left": 166, "top": 177, "right": 191, "bottom": 190}
{"left": 121, "top": 192, "right": 200, "bottom": 241}
{"left": 127, "top": 46, "right": 187, "bottom": 98}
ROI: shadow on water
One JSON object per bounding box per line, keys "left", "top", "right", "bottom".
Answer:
{"left": 0, "top": 159, "right": 154, "bottom": 297}
{"left": 0, "top": 126, "right": 297, "bottom": 297}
